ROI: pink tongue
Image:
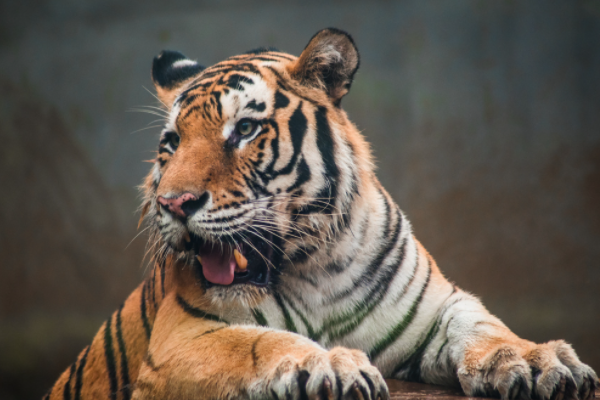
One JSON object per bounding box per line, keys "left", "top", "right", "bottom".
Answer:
{"left": 199, "top": 247, "right": 237, "bottom": 285}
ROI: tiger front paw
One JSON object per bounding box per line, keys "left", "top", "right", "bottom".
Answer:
{"left": 252, "top": 347, "right": 389, "bottom": 400}
{"left": 458, "top": 340, "right": 598, "bottom": 400}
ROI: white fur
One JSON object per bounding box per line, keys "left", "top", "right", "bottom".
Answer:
{"left": 172, "top": 59, "right": 198, "bottom": 69}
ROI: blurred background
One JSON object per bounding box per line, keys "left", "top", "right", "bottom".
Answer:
{"left": 1, "top": 0, "right": 599, "bottom": 398}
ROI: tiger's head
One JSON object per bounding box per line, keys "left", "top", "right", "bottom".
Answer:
{"left": 142, "top": 28, "right": 373, "bottom": 307}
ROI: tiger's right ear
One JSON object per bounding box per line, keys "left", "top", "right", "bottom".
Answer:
{"left": 152, "top": 50, "right": 204, "bottom": 108}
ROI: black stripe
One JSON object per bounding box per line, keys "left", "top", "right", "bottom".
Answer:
{"left": 281, "top": 293, "right": 318, "bottom": 341}
{"left": 246, "top": 51, "right": 281, "bottom": 58}
{"left": 194, "top": 326, "right": 227, "bottom": 339}
{"left": 250, "top": 56, "right": 282, "bottom": 62}
{"left": 176, "top": 295, "right": 228, "bottom": 323}
{"left": 252, "top": 309, "right": 269, "bottom": 327}
{"left": 246, "top": 100, "right": 266, "bottom": 112}
{"left": 179, "top": 104, "right": 202, "bottom": 122}
{"left": 251, "top": 332, "right": 268, "bottom": 371}
{"left": 150, "top": 268, "right": 157, "bottom": 310}
{"left": 212, "top": 92, "right": 223, "bottom": 118}
{"left": 178, "top": 80, "right": 212, "bottom": 99}
{"left": 286, "top": 157, "right": 311, "bottom": 193}
{"left": 74, "top": 346, "right": 90, "bottom": 400}
{"left": 275, "top": 102, "right": 306, "bottom": 176}
{"left": 213, "top": 63, "right": 260, "bottom": 78}
{"left": 265, "top": 66, "right": 322, "bottom": 106}
{"left": 335, "top": 164, "right": 359, "bottom": 236}
{"left": 325, "top": 235, "right": 409, "bottom": 341}
{"left": 368, "top": 261, "right": 433, "bottom": 360}
{"left": 202, "top": 222, "right": 249, "bottom": 233}
{"left": 140, "top": 282, "right": 152, "bottom": 340}
{"left": 116, "top": 305, "right": 131, "bottom": 400}
{"left": 435, "top": 295, "right": 470, "bottom": 337}
{"left": 285, "top": 266, "right": 319, "bottom": 287}
{"left": 195, "top": 67, "right": 231, "bottom": 81}
{"left": 160, "top": 265, "right": 166, "bottom": 298}
{"left": 203, "top": 101, "right": 213, "bottom": 122}
{"left": 233, "top": 63, "right": 261, "bottom": 74}
{"left": 179, "top": 93, "right": 199, "bottom": 108}
{"left": 144, "top": 353, "right": 160, "bottom": 372}
{"left": 63, "top": 362, "right": 75, "bottom": 400}
{"left": 391, "top": 319, "right": 441, "bottom": 381}
{"left": 314, "top": 106, "right": 339, "bottom": 211}
{"left": 392, "top": 286, "right": 456, "bottom": 380}
{"left": 253, "top": 52, "right": 295, "bottom": 61}
{"left": 435, "top": 338, "right": 449, "bottom": 363}
{"left": 158, "top": 132, "right": 175, "bottom": 145}
{"left": 241, "top": 171, "right": 270, "bottom": 198}
{"left": 286, "top": 244, "right": 319, "bottom": 265}
{"left": 274, "top": 90, "right": 290, "bottom": 109}
{"left": 331, "top": 194, "right": 400, "bottom": 300}
{"left": 257, "top": 138, "right": 267, "bottom": 150}
{"left": 204, "top": 210, "right": 247, "bottom": 224}
{"left": 393, "top": 249, "right": 420, "bottom": 303}
{"left": 226, "top": 74, "right": 254, "bottom": 89}
{"left": 103, "top": 318, "right": 118, "bottom": 400}
{"left": 75, "top": 346, "right": 90, "bottom": 400}
{"left": 264, "top": 121, "right": 280, "bottom": 176}
{"left": 296, "top": 185, "right": 334, "bottom": 215}
{"left": 273, "top": 292, "right": 298, "bottom": 333}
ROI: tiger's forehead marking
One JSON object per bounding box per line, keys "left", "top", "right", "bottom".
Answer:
{"left": 172, "top": 53, "right": 296, "bottom": 131}
{"left": 220, "top": 73, "right": 272, "bottom": 141}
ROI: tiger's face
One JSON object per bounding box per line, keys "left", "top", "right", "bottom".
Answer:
{"left": 143, "top": 29, "right": 363, "bottom": 306}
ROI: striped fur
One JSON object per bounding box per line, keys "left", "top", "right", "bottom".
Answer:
{"left": 47, "top": 29, "right": 597, "bottom": 400}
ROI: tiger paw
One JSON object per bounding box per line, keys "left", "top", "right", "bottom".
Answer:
{"left": 458, "top": 340, "right": 598, "bottom": 400}
{"left": 252, "top": 347, "right": 389, "bottom": 400}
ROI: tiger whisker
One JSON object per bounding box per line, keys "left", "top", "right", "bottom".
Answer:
{"left": 142, "top": 85, "right": 169, "bottom": 109}
{"left": 128, "top": 108, "right": 169, "bottom": 119}
{"left": 126, "top": 225, "right": 153, "bottom": 250}
{"left": 252, "top": 211, "right": 337, "bottom": 246}
{"left": 129, "top": 125, "right": 164, "bottom": 135}
{"left": 241, "top": 222, "right": 326, "bottom": 273}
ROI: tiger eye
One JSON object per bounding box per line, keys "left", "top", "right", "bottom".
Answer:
{"left": 237, "top": 120, "right": 255, "bottom": 136}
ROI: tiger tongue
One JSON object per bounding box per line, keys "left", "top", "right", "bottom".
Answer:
{"left": 199, "top": 247, "right": 237, "bottom": 285}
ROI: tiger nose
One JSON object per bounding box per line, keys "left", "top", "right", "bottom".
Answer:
{"left": 157, "top": 191, "right": 210, "bottom": 218}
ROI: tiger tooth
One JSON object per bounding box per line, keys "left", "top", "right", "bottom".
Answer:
{"left": 234, "top": 249, "right": 248, "bottom": 270}
{"left": 183, "top": 231, "right": 191, "bottom": 243}
{"left": 196, "top": 255, "right": 202, "bottom": 264}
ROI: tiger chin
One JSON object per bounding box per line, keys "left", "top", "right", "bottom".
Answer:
{"left": 46, "top": 29, "right": 597, "bottom": 400}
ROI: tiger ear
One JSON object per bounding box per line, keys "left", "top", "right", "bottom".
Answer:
{"left": 152, "top": 50, "right": 204, "bottom": 108}
{"left": 289, "top": 28, "right": 360, "bottom": 106}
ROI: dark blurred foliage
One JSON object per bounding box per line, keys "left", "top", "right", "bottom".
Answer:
{"left": 1, "top": 1, "right": 599, "bottom": 399}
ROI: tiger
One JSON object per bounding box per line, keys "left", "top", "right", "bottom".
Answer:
{"left": 46, "top": 28, "right": 598, "bottom": 400}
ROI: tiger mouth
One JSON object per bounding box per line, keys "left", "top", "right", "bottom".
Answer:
{"left": 187, "top": 231, "right": 274, "bottom": 288}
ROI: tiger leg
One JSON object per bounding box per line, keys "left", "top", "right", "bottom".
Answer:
{"left": 424, "top": 290, "right": 598, "bottom": 400}
{"left": 132, "top": 293, "right": 389, "bottom": 400}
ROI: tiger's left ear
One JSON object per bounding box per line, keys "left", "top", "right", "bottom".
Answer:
{"left": 152, "top": 50, "right": 204, "bottom": 108}
{"left": 289, "top": 28, "right": 360, "bottom": 106}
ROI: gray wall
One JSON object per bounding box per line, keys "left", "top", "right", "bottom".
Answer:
{"left": 1, "top": 1, "right": 599, "bottom": 398}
